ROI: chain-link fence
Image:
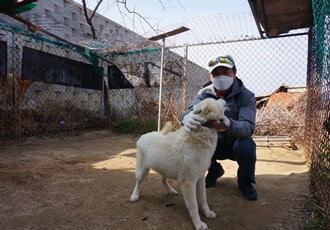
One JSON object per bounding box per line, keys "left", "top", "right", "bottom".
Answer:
{"left": 97, "top": 38, "right": 307, "bottom": 147}
{"left": 0, "top": 24, "right": 112, "bottom": 138}
{"left": 304, "top": 0, "right": 330, "bottom": 227}
{"left": 170, "top": 36, "right": 308, "bottom": 144}
{"left": 1, "top": 1, "right": 330, "bottom": 226}
{"left": 0, "top": 22, "right": 308, "bottom": 139}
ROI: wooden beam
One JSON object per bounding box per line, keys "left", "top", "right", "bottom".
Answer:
{"left": 148, "top": 26, "right": 189, "bottom": 41}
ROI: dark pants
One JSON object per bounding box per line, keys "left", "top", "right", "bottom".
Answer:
{"left": 208, "top": 137, "right": 256, "bottom": 184}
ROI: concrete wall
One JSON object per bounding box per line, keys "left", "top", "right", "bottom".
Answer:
{"left": 0, "top": 0, "right": 209, "bottom": 115}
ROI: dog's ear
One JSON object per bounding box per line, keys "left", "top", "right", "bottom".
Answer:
{"left": 216, "top": 99, "right": 228, "bottom": 112}
{"left": 201, "top": 104, "right": 212, "bottom": 115}
{"left": 217, "top": 98, "right": 226, "bottom": 107}
{"left": 193, "top": 104, "right": 202, "bottom": 114}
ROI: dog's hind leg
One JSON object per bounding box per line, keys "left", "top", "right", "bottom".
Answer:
{"left": 180, "top": 181, "right": 208, "bottom": 230}
{"left": 161, "top": 176, "right": 178, "bottom": 195}
{"left": 196, "top": 176, "right": 216, "bottom": 219}
{"left": 130, "top": 148, "right": 149, "bottom": 202}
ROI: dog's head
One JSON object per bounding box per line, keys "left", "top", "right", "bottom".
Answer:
{"left": 193, "top": 98, "right": 227, "bottom": 122}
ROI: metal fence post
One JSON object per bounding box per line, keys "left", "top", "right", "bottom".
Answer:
{"left": 157, "top": 38, "right": 165, "bottom": 131}
{"left": 183, "top": 45, "right": 188, "bottom": 112}
{"left": 100, "top": 60, "right": 104, "bottom": 116}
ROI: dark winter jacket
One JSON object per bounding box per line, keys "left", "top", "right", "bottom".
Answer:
{"left": 180, "top": 77, "right": 256, "bottom": 148}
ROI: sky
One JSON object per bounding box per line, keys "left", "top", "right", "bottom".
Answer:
{"left": 73, "top": 0, "right": 252, "bottom": 35}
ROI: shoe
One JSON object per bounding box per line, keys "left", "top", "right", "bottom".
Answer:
{"left": 205, "top": 168, "right": 225, "bottom": 188}
{"left": 238, "top": 182, "right": 258, "bottom": 200}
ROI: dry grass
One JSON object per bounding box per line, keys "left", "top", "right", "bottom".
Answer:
{"left": 0, "top": 76, "right": 114, "bottom": 139}
{"left": 1, "top": 76, "right": 306, "bottom": 140}
{"left": 110, "top": 89, "right": 181, "bottom": 134}
{"left": 161, "top": 91, "right": 181, "bottom": 127}
{"left": 254, "top": 97, "right": 307, "bottom": 144}
{"left": 110, "top": 89, "right": 180, "bottom": 127}
{"left": 0, "top": 101, "right": 113, "bottom": 139}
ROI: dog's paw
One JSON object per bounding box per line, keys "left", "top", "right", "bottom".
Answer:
{"left": 129, "top": 195, "right": 139, "bottom": 202}
{"left": 203, "top": 209, "right": 216, "bottom": 219}
{"left": 194, "top": 221, "right": 208, "bottom": 230}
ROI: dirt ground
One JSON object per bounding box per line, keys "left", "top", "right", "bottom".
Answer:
{"left": 0, "top": 130, "right": 310, "bottom": 230}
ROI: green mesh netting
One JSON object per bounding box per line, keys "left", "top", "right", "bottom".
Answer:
{"left": 311, "top": 0, "right": 330, "bottom": 80}
{"left": 306, "top": 0, "right": 330, "bottom": 227}
{"left": 0, "top": 23, "right": 102, "bottom": 70}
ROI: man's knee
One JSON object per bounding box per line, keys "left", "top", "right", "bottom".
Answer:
{"left": 233, "top": 137, "right": 256, "bottom": 156}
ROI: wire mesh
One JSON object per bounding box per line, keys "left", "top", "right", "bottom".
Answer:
{"left": 0, "top": 0, "right": 329, "bottom": 227}
{"left": 0, "top": 24, "right": 112, "bottom": 138}
{"left": 169, "top": 36, "right": 308, "bottom": 145}
{"left": 304, "top": 0, "right": 330, "bottom": 227}
{"left": 0, "top": 22, "right": 309, "bottom": 138}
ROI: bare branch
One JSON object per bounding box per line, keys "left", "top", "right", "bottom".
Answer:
{"left": 80, "top": 0, "right": 186, "bottom": 40}
{"left": 82, "top": 0, "right": 104, "bottom": 39}
{"left": 176, "top": 0, "right": 185, "bottom": 10}
{"left": 90, "top": 0, "right": 104, "bottom": 20}
{"left": 116, "top": 0, "right": 158, "bottom": 33}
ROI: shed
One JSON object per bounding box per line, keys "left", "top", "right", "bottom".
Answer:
{"left": 255, "top": 84, "right": 306, "bottom": 110}
{"left": 248, "top": 0, "right": 312, "bottom": 38}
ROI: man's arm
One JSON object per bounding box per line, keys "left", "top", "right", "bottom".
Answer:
{"left": 225, "top": 93, "right": 256, "bottom": 138}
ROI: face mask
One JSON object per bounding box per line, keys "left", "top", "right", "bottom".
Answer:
{"left": 211, "top": 75, "right": 234, "bottom": 91}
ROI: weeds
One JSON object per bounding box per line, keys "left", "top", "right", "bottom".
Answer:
{"left": 112, "top": 89, "right": 180, "bottom": 134}
{"left": 115, "top": 117, "right": 157, "bottom": 134}
{"left": 303, "top": 194, "right": 327, "bottom": 230}
{"left": 0, "top": 100, "right": 113, "bottom": 139}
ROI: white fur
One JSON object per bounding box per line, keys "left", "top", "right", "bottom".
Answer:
{"left": 130, "top": 98, "right": 227, "bottom": 230}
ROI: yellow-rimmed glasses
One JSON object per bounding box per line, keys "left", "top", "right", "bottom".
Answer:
{"left": 208, "top": 56, "right": 234, "bottom": 67}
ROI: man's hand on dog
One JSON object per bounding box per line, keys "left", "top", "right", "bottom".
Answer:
{"left": 182, "top": 109, "right": 206, "bottom": 132}
{"left": 183, "top": 110, "right": 230, "bottom": 132}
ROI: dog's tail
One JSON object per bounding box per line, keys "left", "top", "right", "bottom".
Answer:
{"left": 160, "top": 121, "right": 173, "bottom": 135}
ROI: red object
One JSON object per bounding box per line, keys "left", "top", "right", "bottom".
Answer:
{"left": 202, "top": 121, "right": 228, "bottom": 130}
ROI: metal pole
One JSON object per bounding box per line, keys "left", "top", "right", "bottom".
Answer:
{"left": 157, "top": 38, "right": 165, "bottom": 131}
{"left": 100, "top": 60, "right": 104, "bottom": 116}
{"left": 183, "top": 45, "right": 188, "bottom": 112}
{"left": 11, "top": 32, "right": 18, "bottom": 108}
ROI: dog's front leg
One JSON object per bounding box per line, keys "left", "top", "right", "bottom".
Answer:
{"left": 180, "top": 181, "right": 208, "bottom": 230}
{"left": 196, "top": 176, "right": 216, "bottom": 218}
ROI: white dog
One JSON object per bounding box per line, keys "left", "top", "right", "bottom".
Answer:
{"left": 129, "top": 98, "right": 228, "bottom": 230}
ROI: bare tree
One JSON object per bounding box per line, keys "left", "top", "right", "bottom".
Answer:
{"left": 80, "top": 0, "right": 184, "bottom": 39}
{"left": 81, "top": 0, "right": 104, "bottom": 39}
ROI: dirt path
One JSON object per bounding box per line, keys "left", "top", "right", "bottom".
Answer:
{"left": 0, "top": 130, "right": 309, "bottom": 230}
